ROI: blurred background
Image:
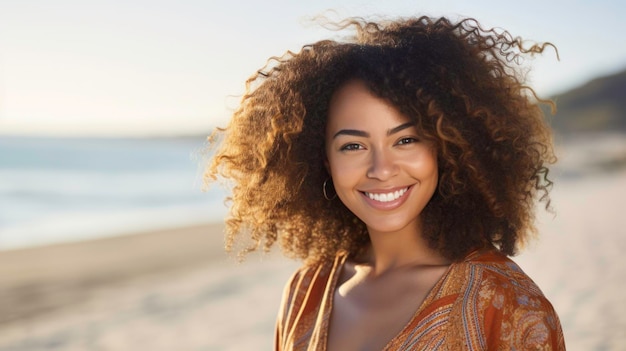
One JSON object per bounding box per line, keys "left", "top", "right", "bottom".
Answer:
{"left": 0, "top": 0, "right": 624, "bottom": 350}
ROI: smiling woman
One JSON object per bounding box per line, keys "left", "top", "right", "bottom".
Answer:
{"left": 205, "top": 15, "right": 565, "bottom": 350}
{"left": 326, "top": 80, "right": 439, "bottom": 238}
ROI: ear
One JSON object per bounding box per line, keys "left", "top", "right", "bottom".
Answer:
{"left": 324, "top": 157, "right": 330, "bottom": 174}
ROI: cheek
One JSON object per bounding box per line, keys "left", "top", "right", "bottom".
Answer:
{"left": 423, "top": 161, "right": 439, "bottom": 199}
{"left": 327, "top": 158, "right": 362, "bottom": 200}
{"left": 403, "top": 149, "right": 438, "bottom": 176}
{"left": 423, "top": 164, "right": 439, "bottom": 191}
{"left": 326, "top": 147, "right": 355, "bottom": 179}
{"left": 329, "top": 160, "right": 358, "bottom": 186}
{"left": 424, "top": 158, "right": 438, "bottom": 180}
{"left": 406, "top": 147, "right": 438, "bottom": 174}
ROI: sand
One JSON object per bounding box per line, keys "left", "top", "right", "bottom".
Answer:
{"left": 0, "top": 223, "right": 227, "bottom": 325}
{"left": 0, "top": 223, "right": 299, "bottom": 351}
{"left": 1, "top": 170, "right": 625, "bottom": 350}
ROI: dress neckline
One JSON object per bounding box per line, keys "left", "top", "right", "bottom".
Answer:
{"left": 319, "top": 252, "right": 459, "bottom": 351}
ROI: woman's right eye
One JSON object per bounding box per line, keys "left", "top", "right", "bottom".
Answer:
{"left": 340, "top": 143, "right": 363, "bottom": 151}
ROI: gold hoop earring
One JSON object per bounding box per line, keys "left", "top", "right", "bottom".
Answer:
{"left": 323, "top": 178, "right": 337, "bottom": 200}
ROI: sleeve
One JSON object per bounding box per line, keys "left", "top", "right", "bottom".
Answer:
{"left": 273, "top": 259, "right": 336, "bottom": 351}
{"left": 481, "top": 279, "right": 566, "bottom": 350}
{"left": 274, "top": 268, "right": 301, "bottom": 351}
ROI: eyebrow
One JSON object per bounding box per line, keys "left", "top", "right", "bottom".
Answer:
{"left": 332, "top": 122, "right": 415, "bottom": 139}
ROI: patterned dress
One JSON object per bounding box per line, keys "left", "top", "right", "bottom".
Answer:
{"left": 275, "top": 250, "right": 565, "bottom": 350}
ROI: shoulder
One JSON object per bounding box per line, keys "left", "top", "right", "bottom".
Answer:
{"left": 275, "top": 254, "right": 345, "bottom": 347}
{"left": 448, "top": 250, "right": 565, "bottom": 349}
{"left": 279, "top": 256, "right": 340, "bottom": 311}
{"left": 463, "top": 250, "right": 548, "bottom": 299}
{"left": 275, "top": 254, "right": 347, "bottom": 350}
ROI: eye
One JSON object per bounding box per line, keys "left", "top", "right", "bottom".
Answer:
{"left": 397, "top": 137, "right": 418, "bottom": 145}
{"left": 340, "top": 143, "right": 364, "bottom": 151}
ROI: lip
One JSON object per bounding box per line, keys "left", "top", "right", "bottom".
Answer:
{"left": 360, "top": 185, "right": 413, "bottom": 211}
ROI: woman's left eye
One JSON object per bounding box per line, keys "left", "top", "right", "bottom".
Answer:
{"left": 397, "top": 137, "right": 418, "bottom": 145}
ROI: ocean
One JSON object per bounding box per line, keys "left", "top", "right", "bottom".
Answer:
{"left": 0, "top": 136, "right": 228, "bottom": 250}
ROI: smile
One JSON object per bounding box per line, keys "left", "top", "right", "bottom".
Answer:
{"left": 364, "top": 187, "right": 409, "bottom": 203}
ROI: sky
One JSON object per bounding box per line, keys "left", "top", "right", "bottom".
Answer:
{"left": 0, "top": 0, "right": 625, "bottom": 137}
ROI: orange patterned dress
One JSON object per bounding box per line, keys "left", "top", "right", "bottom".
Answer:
{"left": 275, "top": 250, "right": 565, "bottom": 350}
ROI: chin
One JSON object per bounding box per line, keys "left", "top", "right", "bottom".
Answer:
{"left": 363, "top": 217, "right": 419, "bottom": 235}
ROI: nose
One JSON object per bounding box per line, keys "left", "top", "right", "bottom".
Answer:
{"left": 366, "top": 149, "right": 399, "bottom": 181}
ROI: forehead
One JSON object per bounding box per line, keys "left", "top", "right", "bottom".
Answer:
{"left": 327, "top": 80, "right": 411, "bottom": 131}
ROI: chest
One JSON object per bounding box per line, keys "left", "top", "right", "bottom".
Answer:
{"left": 325, "top": 268, "right": 446, "bottom": 351}
{"left": 327, "top": 291, "right": 426, "bottom": 350}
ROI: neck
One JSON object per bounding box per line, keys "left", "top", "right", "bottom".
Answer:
{"left": 361, "top": 220, "right": 449, "bottom": 276}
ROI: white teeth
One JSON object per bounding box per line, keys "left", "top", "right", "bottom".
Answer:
{"left": 366, "top": 188, "right": 408, "bottom": 203}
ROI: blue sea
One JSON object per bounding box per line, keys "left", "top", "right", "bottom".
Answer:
{"left": 0, "top": 136, "right": 228, "bottom": 251}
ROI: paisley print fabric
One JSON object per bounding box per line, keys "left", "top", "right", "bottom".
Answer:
{"left": 275, "top": 250, "right": 565, "bottom": 350}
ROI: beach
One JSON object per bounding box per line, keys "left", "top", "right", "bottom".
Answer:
{"left": 1, "top": 171, "right": 625, "bottom": 350}
{"left": 0, "top": 223, "right": 299, "bottom": 351}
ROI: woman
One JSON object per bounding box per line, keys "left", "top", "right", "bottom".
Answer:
{"left": 206, "top": 15, "right": 565, "bottom": 350}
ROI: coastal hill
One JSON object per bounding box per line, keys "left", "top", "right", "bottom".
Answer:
{"left": 545, "top": 68, "right": 626, "bottom": 135}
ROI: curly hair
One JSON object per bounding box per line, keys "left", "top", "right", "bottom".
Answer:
{"left": 205, "top": 16, "right": 557, "bottom": 264}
